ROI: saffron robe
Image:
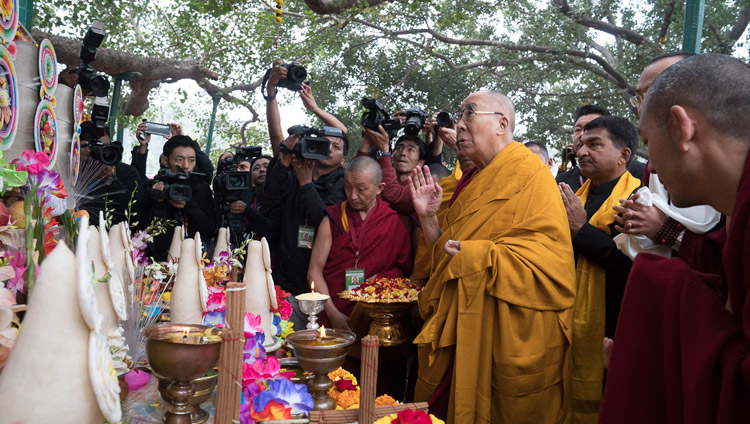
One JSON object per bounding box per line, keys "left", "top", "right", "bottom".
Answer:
{"left": 414, "top": 142, "right": 577, "bottom": 423}
{"left": 413, "top": 162, "right": 463, "bottom": 281}
{"left": 572, "top": 172, "right": 640, "bottom": 423}
{"left": 323, "top": 197, "right": 413, "bottom": 317}
{"left": 599, "top": 150, "right": 750, "bottom": 423}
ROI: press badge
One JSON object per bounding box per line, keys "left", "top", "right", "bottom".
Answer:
{"left": 297, "top": 225, "right": 315, "bottom": 248}
{"left": 345, "top": 268, "right": 365, "bottom": 290}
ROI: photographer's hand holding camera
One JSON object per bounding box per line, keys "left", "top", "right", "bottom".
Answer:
{"left": 262, "top": 60, "right": 348, "bottom": 308}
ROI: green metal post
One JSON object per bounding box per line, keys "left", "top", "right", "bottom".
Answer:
{"left": 682, "top": 0, "right": 705, "bottom": 53}
{"left": 19, "top": 0, "right": 33, "bottom": 29}
{"left": 205, "top": 94, "right": 222, "bottom": 155}
{"left": 106, "top": 72, "right": 140, "bottom": 142}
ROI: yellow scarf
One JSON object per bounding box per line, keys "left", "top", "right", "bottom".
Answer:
{"left": 571, "top": 171, "right": 640, "bottom": 424}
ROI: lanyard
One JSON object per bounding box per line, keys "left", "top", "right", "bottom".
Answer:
{"left": 341, "top": 201, "right": 367, "bottom": 268}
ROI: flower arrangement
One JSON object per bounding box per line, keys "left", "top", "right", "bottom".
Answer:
{"left": 240, "top": 312, "right": 313, "bottom": 424}
{"left": 375, "top": 410, "right": 445, "bottom": 424}
{"left": 339, "top": 278, "right": 421, "bottom": 303}
{"left": 326, "top": 367, "right": 399, "bottom": 410}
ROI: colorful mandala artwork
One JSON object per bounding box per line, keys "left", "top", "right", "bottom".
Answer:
{"left": 38, "top": 39, "right": 57, "bottom": 102}
{"left": 0, "top": 0, "right": 17, "bottom": 46}
{"left": 34, "top": 100, "right": 58, "bottom": 168}
{"left": 73, "top": 84, "right": 84, "bottom": 127}
{"left": 0, "top": 44, "right": 17, "bottom": 150}
{"left": 70, "top": 132, "right": 80, "bottom": 185}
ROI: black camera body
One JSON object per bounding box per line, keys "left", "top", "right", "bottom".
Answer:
{"left": 149, "top": 169, "right": 205, "bottom": 203}
{"left": 402, "top": 106, "right": 428, "bottom": 136}
{"left": 77, "top": 21, "right": 110, "bottom": 97}
{"left": 281, "top": 125, "right": 342, "bottom": 160}
{"left": 360, "top": 97, "right": 402, "bottom": 139}
{"left": 277, "top": 62, "right": 307, "bottom": 91}
{"left": 88, "top": 139, "right": 123, "bottom": 166}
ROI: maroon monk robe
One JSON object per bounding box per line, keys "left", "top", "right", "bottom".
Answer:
{"left": 323, "top": 197, "right": 413, "bottom": 317}
{"left": 600, "top": 151, "right": 750, "bottom": 423}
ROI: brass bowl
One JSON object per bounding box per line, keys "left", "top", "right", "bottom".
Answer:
{"left": 144, "top": 323, "right": 221, "bottom": 382}
{"left": 358, "top": 301, "right": 411, "bottom": 346}
{"left": 157, "top": 371, "right": 218, "bottom": 424}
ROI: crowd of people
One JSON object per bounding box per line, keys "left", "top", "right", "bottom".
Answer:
{"left": 78, "top": 52, "right": 750, "bottom": 423}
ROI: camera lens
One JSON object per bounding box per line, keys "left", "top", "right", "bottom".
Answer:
{"left": 90, "top": 75, "right": 111, "bottom": 97}
{"left": 290, "top": 66, "right": 307, "bottom": 83}
{"left": 404, "top": 116, "right": 422, "bottom": 136}
{"left": 436, "top": 111, "right": 453, "bottom": 128}
{"left": 229, "top": 175, "right": 244, "bottom": 188}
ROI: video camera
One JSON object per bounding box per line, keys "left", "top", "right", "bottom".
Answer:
{"left": 218, "top": 146, "right": 263, "bottom": 171}
{"left": 280, "top": 125, "right": 341, "bottom": 161}
{"left": 149, "top": 169, "right": 206, "bottom": 203}
{"left": 360, "top": 97, "right": 402, "bottom": 139}
{"left": 77, "top": 21, "right": 110, "bottom": 97}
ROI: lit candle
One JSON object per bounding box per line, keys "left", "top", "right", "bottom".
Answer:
{"left": 319, "top": 325, "right": 327, "bottom": 343}
{"left": 311, "top": 281, "right": 315, "bottom": 292}
{"left": 182, "top": 329, "right": 189, "bottom": 343}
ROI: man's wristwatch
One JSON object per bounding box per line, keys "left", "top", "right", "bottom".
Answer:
{"left": 376, "top": 150, "right": 391, "bottom": 159}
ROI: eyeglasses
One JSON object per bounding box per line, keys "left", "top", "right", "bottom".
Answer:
{"left": 629, "top": 93, "right": 645, "bottom": 108}
{"left": 452, "top": 104, "right": 505, "bottom": 125}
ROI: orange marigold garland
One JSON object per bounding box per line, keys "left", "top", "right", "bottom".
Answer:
{"left": 275, "top": 0, "right": 283, "bottom": 22}
{"left": 339, "top": 278, "right": 421, "bottom": 303}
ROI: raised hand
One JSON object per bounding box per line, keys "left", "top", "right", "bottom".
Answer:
{"left": 409, "top": 165, "right": 442, "bottom": 218}
{"left": 300, "top": 83, "right": 319, "bottom": 112}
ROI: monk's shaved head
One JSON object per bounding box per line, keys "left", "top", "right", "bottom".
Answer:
{"left": 477, "top": 90, "right": 516, "bottom": 133}
{"left": 346, "top": 156, "right": 382, "bottom": 184}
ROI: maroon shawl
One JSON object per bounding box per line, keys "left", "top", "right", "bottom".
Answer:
{"left": 323, "top": 197, "right": 412, "bottom": 316}
{"left": 600, "top": 152, "right": 750, "bottom": 423}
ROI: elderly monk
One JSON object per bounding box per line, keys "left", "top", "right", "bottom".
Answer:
{"left": 410, "top": 90, "right": 576, "bottom": 423}
{"left": 308, "top": 156, "right": 412, "bottom": 331}
{"left": 600, "top": 54, "right": 750, "bottom": 423}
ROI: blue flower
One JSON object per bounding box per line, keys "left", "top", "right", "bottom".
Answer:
{"left": 252, "top": 378, "right": 314, "bottom": 416}
{"left": 272, "top": 314, "right": 282, "bottom": 336}
{"left": 203, "top": 310, "right": 226, "bottom": 327}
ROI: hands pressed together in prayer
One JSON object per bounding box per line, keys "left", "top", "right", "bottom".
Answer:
{"left": 612, "top": 193, "right": 667, "bottom": 239}
{"left": 559, "top": 183, "right": 587, "bottom": 234}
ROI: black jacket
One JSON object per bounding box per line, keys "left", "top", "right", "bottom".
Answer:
{"left": 131, "top": 146, "right": 215, "bottom": 182}
{"left": 82, "top": 161, "right": 146, "bottom": 228}
{"left": 261, "top": 157, "right": 346, "bottom": 295}
{"left": 144, "top": 179, "right": 217, "bottom": 261}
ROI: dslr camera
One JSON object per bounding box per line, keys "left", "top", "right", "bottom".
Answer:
{"left": 148, "top": 169, "right": 205, "bottom": 202}
{"left": 277, "top": 62, "right": 307, "bottom": 91}
{"left": 360, "top": 97, "right": 402, "bottom": 139}
{"left": 88, "top": 139, "right": 123, "bottom": 166}
{"left": 402, "top": 106, "right": 428, "bottom": 136}
{"left": 77, "top": 21, "right": 110, "bottom": 97}
{"left": 280, "top": 125, "right": 342, "bottom": 160}
{"left": 215, "top": 146, "right": 262, "bottom": 193}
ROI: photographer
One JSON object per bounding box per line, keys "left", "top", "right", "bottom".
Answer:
{"left": 79, "top": 121, "right": 145, "bottom": 228}
{"left": 144, "top": 135, "right": 217, "bottom": 261}
{"left": 263, "top": 60, "right": 348, "bottom": 327}
{"left": 132, "top": 121, "right": 215, "bottom": 181}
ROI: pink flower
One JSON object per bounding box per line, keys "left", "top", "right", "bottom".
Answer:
{"left": 4, "top": 251, "right": 25, "bottom": 295}
{"left": 205, "top": 286, "right": 226, "bottom": 312}
{"left": 244, "top": 313, "right": 262, "bottom": 337}
{"left": 242, "top": 356, "right": 294, "bottom": 387}
{"left": 12, "top": 150, "right": 50, "bottom": 174}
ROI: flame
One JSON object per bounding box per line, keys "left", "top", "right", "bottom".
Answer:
{"left": 182, "top": 329, "right": 190, "bottom": 337}
{"left": 311, "top": 281, "right": 315, "bottom": 292}
{"left": 320, "top": 325, "right": 326, "bottom": 339}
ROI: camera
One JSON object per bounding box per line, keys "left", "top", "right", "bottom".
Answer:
{"left": 435, "top": 111, "right": 453, "bottom": 129}
{"left": 88, "top": 139, "right": 123, "bottom": 165}
{"left": 143, "top": 120, "right": 172, "bottom": 138}
{"left": 280, "top": 125, "right": 342, "bottom": 160}
{"left": 402, "top": 106, "right": 428, "bottom": 136}
{"left": 149, "top": 169, "right": 205, "bottom": 203}
{"left": 360, "top": 97, "right": 402, "bottom": 139}
{"left": 77, "top": 21, "right": 110, "bottom": 97}
{"left": 277, "top": 62, "right": 307, "bottom": 91}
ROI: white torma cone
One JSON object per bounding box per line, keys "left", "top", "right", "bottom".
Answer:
{"left": 213, "top": 227, "right": 230, "bottom": 261}
{"left": 0, "top": 244, "right": 104, "bottom": 423}
{"left": 168, "top": 225, "right": 184, "bottom": 262}
{"left": 244, "top": 239, "right": 278, "bottom": 348}
{"left": 89, "top": 227, "right": 119, "bottom": 333}
{"left": 109, "top": 222, "right": 135, "bottom": 301}
{"left": 171, "top": 235, "right": 207, "bottom": 325}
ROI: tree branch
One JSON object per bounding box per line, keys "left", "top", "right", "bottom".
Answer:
{"left": 658, "top": 0, "right": 677, "bottom": 41}
{"left": 552, "top": 0, "right": 647, "bottom": 45}
{"left": 302, "top": 0, "right": 395, "bottom": 14}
